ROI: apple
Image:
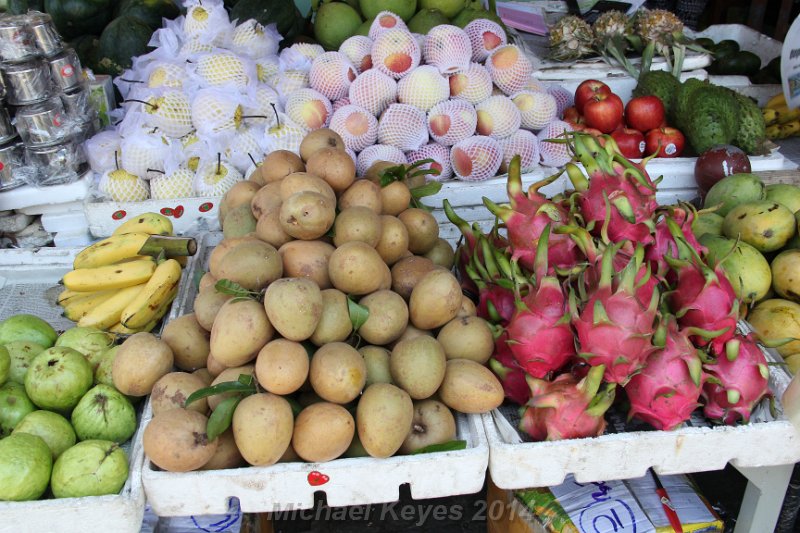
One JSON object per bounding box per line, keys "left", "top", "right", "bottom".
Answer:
{"left": 563, "top": 106, "right": 581, "bottom": 123}
{"left": 574, "top": 80, "right": 611, "bottom": 114}
{"left": 611, "top": 127, "right": 646, "bottom": 159}
{"left": 625, "top": 96, "right": 665, "bottom": 132}
{"left": 583, "top": 93, "right": 624, "bottom": 133}
{"left": 645, "top": 127, "right": 685, "bottom": 158}
{"left": 694, "top": 144, "right": 752, "bottom": 193}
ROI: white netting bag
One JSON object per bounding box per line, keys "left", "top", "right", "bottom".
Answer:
{"left": 243, "top": 84, "right": 282, "bottom": 128}
{"left": 120, "top": 130, "right": 173, "bottom": 179}
{"left": 422, "top": 25, "right": 471, "bottom": 75}
{"left": 538, "top": 120, "right": 574, "bottom": 167}
{"left": 356, "top": 144, "right": 407, "bottom": 176}
{"left": 345, "top": 147, "right": 357, "bottom": 167}
{"left": 263, "top": 114, "right": 306, "bottom": 154}
{"left": 450, "top": 135, "right": 502, "bottom": 181}
{"left": 332, "top": 97, "right": 351, "bottom": 113}
{"left": 485, "top": 45, "right": 533, "bottom": 96}
{"left": 226, "top": 127, "right": 266, "bottom": 174}
{"left": 512, "top": 90, "right": 557, "bottom": 131}
{"left": 368, "top": 11, "right": 408, "bottom": 40}
{"left": 476, "top": 95, "right": 521, "bottom": 139}
{"left": 348, "top": 69, "right": 397, "bottom": 117}
{"left": 406, "top": 142, "right": 452, "bottom": 182}
{"left": 397, "top": 65, "right": 449, "bottom": 112}
{"left": 146, "top": 61, "right": 186, "bottom": 90}
{"left": 133, "top": 90, "right": 194, "bottom": 139}
{"left": 524, "top": 78, "right": 548, "bottom": 93}
{"left": 183, "top": 1, "right": 231, "bottom": 45}
{"left": 256, "top": 56, "right": 280, "bottom": 84}
{"left": 100, "top": 169, "right": 150, "bottom": 201}
{"left": 192, "top": 50, "right": 253, "bottom": 90}
{"left": 194, "top": 158, "right": 243, "bottom": 197}
{"left": 285, "top": 88, "right": 332, "bottom": 131}
{"left": 464, "top": 19, "right": 507, "bottom": 62}
{"left": 449, "top": 62, "right": 493, "bottom": 105}
{"left": 546, "top": 84, "right": 574, "bottom": 116}
{"left": 279, "top": 43, "right": 325, "bottom": 72}
{"left": 500, "top": 129, "right": 540, "bottom": 173}
{"left": 84, "top": 130, "right": 122, "bottom": 174}
{"left": 191, "top": 88, "right": 246, "bottom": 136}
{"left": 411, "top": 32, "right": 426, "bottom": 50}
{"left": 377, "top": 103, "right": 428, "bottom": 151}
{"left": 339, "top": 35, "right": 373, "bottom": 74}
{"left": 309, "top": 52, "right": 358, "bottom": 102}
{"left": 273, "top": 70, "right": 310, "bottom": 105}
{"left": 372, "top": 28, "right": 420, "bottom": 79}
{"left": 150, "top": 167, "right": 196, "bottom": 199}
{"left": 427, "top": 99, "right": 477, "bottom": 146}
{"left": 230, "top": 19, "right": 281, "bottom": 59}
{"left": 148, "top": 24, "right": 183, "bottom": 57}
{"left": 179, "top": 38, "right": 214, "bottom": 60}
{"left": 329, "top": 104, "right": 378, "bottom": 152}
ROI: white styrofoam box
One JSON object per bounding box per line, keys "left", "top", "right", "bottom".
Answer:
{"left": 17, "top": 200, "right": 84, "bottom": 216}
{"left": 555, "top": 70, "right": 708, "bottom": 105}
{"left": 85, "top": 196, "right": 222, "bottom": 238}
{"left": 0, "top": 247, "right": 147, "bottom": 533}
{"left": 0, "top": 172, "right": 92, "bottom": 212}
{"left": 41, "top": 210, "right": 89, "bottom": 234}
{"left": 53, "top": 229, "right": 94, "bottom": 248}
{"left": 687, "top": 24, "right": 782, "bottom": 66}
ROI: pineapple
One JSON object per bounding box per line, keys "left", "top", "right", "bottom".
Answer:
{"left": 151, "top": 167, "right": 195, "bottom": 200}
{"left": 548, "top": 15, "right": 595, "bottom": 62}
{"left": 593, "top": 10, "right": 629, "bottom": 43}
{"left": 100, "top": 169, "right": 150, "bottom": 202}
{"left": 634, "top": 8, "right": 684, "bottom": 47}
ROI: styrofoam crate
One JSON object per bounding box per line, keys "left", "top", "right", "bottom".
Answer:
{"left": 0, "top": 247, "right": 147, "bottom": 533}
{"left": 53, "top": 230, "right": 94, "bottom": 248}
{"left": 688, "top": 24, "right": 782, "bottom": 66}
{"left": 85, "top": 196, "right": 221, "bottom": 238}
{"left": 0, "top": 172, "right": 92, "bottom": 212}
{"left": 41, "top": 210, "right": 88, "bottom": 234}
{"left": 17, "top": 201, "right": 84, "bottom": 216}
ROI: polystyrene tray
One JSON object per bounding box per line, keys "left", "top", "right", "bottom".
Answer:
{"left": 0, "top": 247, "right": 147, "bottom": 533}
{"left": 140, "top": 232, "right": 490, "bottom": 516}
{"left": 85, "top": 196, "right": 221, "bottom": 239}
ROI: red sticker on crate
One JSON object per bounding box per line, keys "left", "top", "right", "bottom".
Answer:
{"left": 199, "top": 202, "right": 213, "bottom": 213}
{"left": 112, "top": 210, "right": 126, "bottom": 220}
{"left": 173, "top": 205, "right": 184, "bottom": 218}
{"left": 307, "top": 471, "right": 329, "bottom": 486}
{"left": 160, "top": 207, "right": 173, "bottom": 216}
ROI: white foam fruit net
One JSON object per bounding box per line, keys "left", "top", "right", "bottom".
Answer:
{"left": 273, "top": 70, "right": 310, "bottom": 105}
{"left": 330, "top": 104, "right": 378, "bottom": 152}
{"left": 183, "top": 2, "right": 230, "bottom": 40}
{"left": 406, "top": 142, "right": 452, "bottom": 182}
{"left": 345, "top": 147, "right": 357, "bottom": 166}
{"left": 339, "top": 36, "right": 373, "bottom": 74}
{"left": 100, "top": 170, "right": 150, "bottom": 201}
{"left": 524, "top": 78, "right": 548, "bottom": 93}
{"left": 191, "top": 88, "right": 243, "bottom": 136}
{"left": 142, "top": 90, "right": 193, "bottom": 138}
{"left": 372, "top": 28, "right": 420, "bottom": 79}
{"left": 485, "top": 45, "right": 533, "bottom": 96}
{"left": 397, "top": 65, "right": 449, "bottom": 112}
{"left": 500, "top": 130, "right": 540, "bottom": 173}
{"left": 348, "top": 69, "right": 397, "bottom": 117}
{"left": 194, "top": 159, "right": 243, "bottom": 197}
{"left": 332, "top": 97, "right": 350, "bottom": 113}
{"left": 464, "top": 19, "right": 508, "bottom": 62}
{"left": 280, "top": 43, "right": 325, "bottom": 72}
{"left": 194, "top": 51, "right": 251, "bottom": 89}
{"left": 84, "top": 130, "right": 121, "bottom": 174}
{"left": 427, "top": 99, "right": 477, "bottom": 146}
{"left": 538, "top": 120, "right": 574, "bottom": 167}
{"left": 476, "top": 95, "right": 521, "bottom": 139}
{"left": 147, "top": 61, "right": 186, "bottom": 89}
{"left": 546, "top": 84, "right": 574, "bottom": 116}
{"left": 309, "top": 52, "right": 358, "bottom": 102}
{"left": 227, "top": 127, "right": 266, "bottom": 173}
{"left": 179, "top": 39, "right": 214, "bottom": 59}
{"left": 243, "top": 84, "right": 281, "bottom": 128}
{"left": 378, "top": 103, "right": 428, "bottom": 151}
{"left": 150, "top": 167, "right": 195, "bottom": 199}
{"left": 356, "top": 144, "right": 407, "bottom": 176}
{"left": 256, "top": 56, "right": 280, "bottom": 84}
{"left": 285, "top": 88, "right": 332, "bottom": 131}
{"left": 263, "top": 114, "right": 306, "bottom": 154}
{"left": 368, "top": 11, "right": 408, "bottom": 40}
{"left": 450, "top": 135, "right": 502, "bottom": 182}
{"left": 230, "top": 19, "right": 281, "bottom": 59}
{"left": 512, "top": 90, "right": 557, "bottom": 131}
{"left": 422, "top": 25, "right": 471, "bottom": 75}
{"left": 449, "top": 62, "right": 492, "bottom": 105}
{"left": 120, "top": 130, "right": 172, "bottom": 179}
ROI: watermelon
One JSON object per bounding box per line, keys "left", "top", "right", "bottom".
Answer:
{"left": 94, "top": 15, "right": 154, "bottom": 76}
{"left": 44, "top": 0, "right": 114, "bottom": 40}
{"left": 114, "top": 0, "right": 181, "bottom": 30}
{"left": 8, "top": 0, "right": 44, "bottom": 14}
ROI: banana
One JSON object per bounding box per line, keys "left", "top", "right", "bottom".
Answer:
{"left": 108, "top": 319, "right": 158, "bottom": 335}
{"left": 762, "top": 108, "right": 779, "bottom": 126}
{"left": 782, "top": 120, "right": 800, "bottom": 137}
{"left": 767, "top": 93, "right": 787, "bottom": 109}
{"left": 112, "top": 212, "right": 173, "bottom": 236}
{"left": 120, "top": 258, "right": 182, "bottom": 329}
{"left": 766, "top": 124, "right": 784, "bottom": 139}
{"left": 61, "top": 290, "right": 118, "bottom": 321}
{"left": 78, "top": 283, "right": 147, "bottom": 330}
{"left": 57, "top": 288, "right": 91, "bottom": 307}
{"left": 73, "top": 232, "right": 151, "bottom": 269}
{"left": 777, "top": 107, "right": 800, "bottom": 125}
{"left": 62, "top": 258, "right": 157, "bottom": 292}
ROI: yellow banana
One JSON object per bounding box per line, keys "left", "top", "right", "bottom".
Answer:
{"left": 73, "top": 232, "right": 151, "bottom": 269}
{"left": 61, "top": 289, "right": 118, "bottom": 321}
{"left": 767, "top": 93, "right": 787, "bottom": 109}
{"left": 782, "top": 120, "right": 800, "bottom": 137}
{"left": 120, "top": 258, "right": 182, "bottom": 329}
{"left": 766, "top": 124, "right": 784, "bottom": 139}
{"left": 78, "top": 283, "right": 147, "bottom": 330}
{"left": 112, "top": 212, "right": 173, "bottom": 236}
{"left": 57, "top": 288, "right": 93, "bottom": 307}
{"left": 776, "top": 107, "right": 800, "bottom": 125}
{"left": 762, "top": 108, "right": 779, "bottom": 126}
{"left": 108, "top": 319, "right": 158, "bottom": 335}
{"left": 62, "top": 258, "right": 157, "bottom": 292}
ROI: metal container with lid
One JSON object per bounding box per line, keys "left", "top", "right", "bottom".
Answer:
{"left": 15, "top": 96, "right": 69, "bottom": 146}
{"left": 48, "top": 48, "right": 82, "bottom": 91}
{"left": 0, "top": 105, "right": 15, "bottom": 144}
{"left": 0, "top": 140, "right": 24, "bottom": 190}
{"left": 25, "top": 139, "right": 82, "bottom": 186}
{"left": 61, "top": 85, "right": 92, "bottom": 118}
{"left": 28, "top": 12, "right": 62, "bottom": 57}
{"left": 0, "top": 16, "right": 38, "bottom": 63}
{"left": 2, "top": 60, "right": 51, "bottom": 106}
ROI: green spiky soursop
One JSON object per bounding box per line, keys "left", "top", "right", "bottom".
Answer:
{"left": 672, "top": 78, "right": 706, "bottom": 130}
{"left": 632, "top": 70, "right": 681, "bottom": 117}
{"left": 685, "top": 86, "right": 739, "bottom": 154}
{"left": 732, "top": 92, "right": 768, "bottom": 155}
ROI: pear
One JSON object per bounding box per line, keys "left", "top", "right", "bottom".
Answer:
{"left": 100, "top": 169, "right": 149, "bottom": 202}
{"left": 194, "top": 158, "right": 243, "bottom": 197}
{"left": 140, "top": 91, "right": 193, "bottom": 138}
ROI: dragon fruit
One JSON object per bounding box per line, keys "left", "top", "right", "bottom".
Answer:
{"left": 702, "top": 333, "right": 771, "bottom": 425}
{"left": 519, "top": 365, "right": 616, "bottom": 441}
{"left": 624, "top": 317, "right": 704, "bottom": 430}
{"left": 504, "top": 225, "right": 576, "bottom": 378}
{"left": 489, "top": 331, "right": 531, "bottom": 405}
{"left": 645, "top": 204, "right": 707, "bottom": 279}
{"left": 573, "top": 242, "right": 659, "bottom": 385}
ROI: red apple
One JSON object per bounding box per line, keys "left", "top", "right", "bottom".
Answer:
{"left": 583, "top": 93, "right": 624, "bottom": 133}
{"left": 694, "top": 145, "right": 752, "bottom": 193}
{"left": 611, "top": 127, "right": 646, "bottom": 159}
{"left": 645, "top": 127, "right": 685, "bottom": 158}
{"left": 574, "top": 80, "right": 611, "bottom": 114}
{"left": 625, "top": 95, "right": 665, "bottom": 132}
{"left": 563, "top": 106, "right": 581, "bottom": 123}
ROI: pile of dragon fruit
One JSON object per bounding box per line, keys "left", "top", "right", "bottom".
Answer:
{"left": 446, "top": 132, "right": 773, "bottom": 441}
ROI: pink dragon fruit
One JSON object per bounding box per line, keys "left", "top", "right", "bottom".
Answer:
{"left": 489, "top": 331, "right": 531, "bottom": 405}
{"left": 645, "top": 204, "right": 707, "bottom": 279}
{"left": 702, "top": 333, "right": 771, "bottom": 425}
{"left": 624, "top": 317, "right": 704, "bottom": 430}
{"left": 519, "top": 365, "right": 616, "bottom": 441}
{"left": 483, "top": 156, "right": 582, "bottom": 275}
{"left": 504, "top": 225, "right": 576, "bottom": 378}
{"left": 573, "top": 243, "right": 659, "bottom": 385}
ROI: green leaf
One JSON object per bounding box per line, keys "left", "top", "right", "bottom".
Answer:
{"left": 286, "top": 397, "right": 303, "bottom": 418}
{"left": 207, "top": 395, "right": 242, "bottom": 441}
{"left": 237, "top": 373, "right": 254, "bottom": 387}
{"left": 348, "top": 297, "right": 369, "bottom": 330}
{"left": 215, "top": 279, "right": 258, "bottom": 299}
{"left": 410, "top": 181, "right": 443, "bottom": 199}
{"left": 184, "top": 380, "right": 256, "bottom": 406}
{"left": 410, "top": 440, "right": 468, "bottom": 455}
{"left": 193, "top": 269, "right": 206, "bottom": 291}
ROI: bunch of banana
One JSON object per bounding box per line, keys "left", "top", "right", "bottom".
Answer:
{"left": 763, "top": 93, "right": 800, "bottom": 139}
{"left": 57, "top": 213, "right": 197, "bottom": 334}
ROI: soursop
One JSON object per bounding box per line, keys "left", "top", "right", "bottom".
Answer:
{"left": 672, "top": 78, "right": 706, "bottom": 131}
{"left": 732, "top": 92, "right": 768, "bottom": 155}
{"left": 632, "top": 70, "right": 681, "bottom": 117}
{"left": 684, "top": 86, "right": 739, "bottom": 154}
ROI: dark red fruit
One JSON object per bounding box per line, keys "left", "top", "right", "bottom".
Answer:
{"left": 694, "top": 145, "right": 752, "bottom": 193}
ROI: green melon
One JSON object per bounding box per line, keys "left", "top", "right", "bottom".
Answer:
{"left": 94, "top": 15, "right": 154, "bottom": 76}
{"left": 44, "top": 0, "right": 114, "bottom": 40}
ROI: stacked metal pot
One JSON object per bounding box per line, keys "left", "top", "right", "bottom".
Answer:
{"left": 0, "top": 12, "right": 97, "bottom": 189}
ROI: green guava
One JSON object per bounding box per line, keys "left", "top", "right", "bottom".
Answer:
{"left": 24, "top": 347, "right": 93, "bottom": 413}
{"left": 359, "top": 0, "right": 417, "bottom": 21}
{"left": 94, "top": 345, "right": 120, "bottom": 387}
{"left": 314, "top": 1, "right": 363, "bottom": 50}
{"left": 408, "top": 8, "right": 450, "bottom": 33}
{"left": 0, "top": 432, "right": 52, "bottom": 501}
{"left": 56, "top": 327, "right": 116, "bottom": 372}
{"left": 0, "top": 314, "right": 57, "bottom": 348}
{"left": 419, "top": 0, "right": 465, "bottom": 18}
{"left": 355, "top": 17, "right": 372, "bottom": 35}
{"left": 0, "top": 381, "right": 36, "bottom": 437}
{"left": 0, "top": 345, "right": 8, "bottom": 385}
{"left": 71, "top": 384, "right": 137, "bottom": 443}
{"left": 13, "top": 410, "right": 77, "bottom": 459}
{"left": 51, "top": 440, "right": 129, "bottom": 498}
{"left": 6, "top": 341, "right": 46, "bottom": 384}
